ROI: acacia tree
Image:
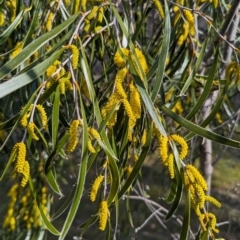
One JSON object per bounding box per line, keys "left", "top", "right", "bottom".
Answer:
{"left": 0, "top": 0, "right": 240, "bottom": 239}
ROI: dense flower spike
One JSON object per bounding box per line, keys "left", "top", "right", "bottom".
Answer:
{"left": 46, "top": 12, "right": 54, "bottom": 32}
{"left": 88, "top": 127, "right": 101, "bottom": 140}
{"left": 205, "top": 195, "right": 221, "bottom": 208}
{"left": 167, "top": 153, "right": 175, "bottom": 179}
{"left": 65, "top": 45, "right": 79, "bottom": 70}
{"left": 113, "top": 48, "right": 129, "bottom": 68}
{"left": 12, "top": 142, "right": 27, "bottom": 174}
{"left": 152, "top": 0, "right": 164, "bottom": 19}
{"left": 97, "top": 7, "right": 104, "bottom": 23}
{"left": 27, "top": 122, "right": 39, "bottom": 140}
{"left": 21, "top": 161, "right": 30, "bottom": 187}
{"left": 99, "top": 201, "right": 108, "bottom": 231}
{"left": 20, "top": 104, "right": 33, "bottom": 128}
{"left": 67, "top": 120, "right": 81, "bottom": 152}
{"left": 90, "top": 175, "right": 104, "bottom": 202}
{"left": 88, "top": 140, "right": 96, "bottom": 153}
{"left": 0, "top": 11, "right": 5, "bottom": 26}
{"left": 10, "top": 42, "right": 23, "bottom": 59}
{"left": 170, "top": 134, "right": 188, "bottom": 160}
{"left": 87, "top": 6, "right": 99, "bottom": 20}
{"left": 129, "top": 82, "right": 141, "bottom": 119}
{"left": 131, "top": 47, "right": 149, "bottom": 80}
{"left": 7, "top": 0, "right": 16, "bottom": 22}
{"left": 185, "top": 164, "right": 208, "bottom": 191}
{"left": 141, "top": 129, "right": 147, "bottom": 146}
{"left": 159, "top": 136, "right": 169, "bottom": 163}
{"left": 225, "top": 61, "right": 237, "bottom": 82}
{"left": 177, "top": 22, "right": 189, "bottom": 46}
{"left": 36, "top": 105, "right": 48, "bottom": 129}
{"left": 183, "top": 9, "right": 195, "bottom": 37}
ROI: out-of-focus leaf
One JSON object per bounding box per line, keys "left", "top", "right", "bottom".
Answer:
{"left": 52, "top": 86, "right": 60, "bottom": 148}
{"left": 0, "top": 48, "right": 64, "bottom": 98}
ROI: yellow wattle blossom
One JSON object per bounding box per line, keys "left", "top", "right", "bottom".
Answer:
{"left": 205, "top": 195, "right": 221, "bottom": 208}
{"left": 131, "top": 47, "right": 149, "bottom": 80}
{"left": 113, "top": 48, "right": 129, "bottom": 68}
{"left": 36, "top": 105, "right": 48, "bottom": 129}
{"left": 67, "top": 120, "right": 81, "bottom": 152}
{"left": 90, "top": 175, "right": 104, "bottom": 202}
{"left": 20, "top": 104, "right": 33, "bottom": 128}
{"left": 152, "top": 0, "right": 164, "bottom": 19}
{"left": 27, "top": 122, "right": 39, "bottom": 140}
{"left": 7, "top": 0, "right": 16, "bottom": 22}
{"left": 12, "top": 142, "right": 26, "bottom": 174}
{"left": 87, "top": 6, "right": 99, "bottom": 20}
{"left": 177, "top": 22, "right": 189, "bottom": 46}
{"left": 183, "top": 9, "right": 195, "bottom": 37}
{"left": 170, "top": 134, "right": 188, "bottom": 160}
{"left": 129, "top": 82, "right": 141, "bottom": 120}
{"left": 185, "top": 164, "right": 208, "bottom": 191}
{"left": 88, "top": 127, "right": 101, "bottom": 140}
{"left": 141, "top": 129, "right": 147, "bottom": 146}
{"left": 159, "top": 136, "right": 169, "bottom": 164}
{"left": 99, "top": 201, "right": 108, "bottom": 231}
{"left": 0, "top": 11, "right": 5, "bottom": 26}
{"left": 88, "top": 140, "right": 96, "bottom": 153}
{"left": 65, "top": 45, "right": 79, "bottom": 70}
{"left": 167, "top": 153, "right": 175, "bottom": 179}
{"left": 21, "top": 161, "right": 30, "bottom": 187}
{"left": 225, "top": 61, "right": 237, "bottom": 82}
{"left": 46, "top": 12, "right": 54, "bottom": 32}
{"left": 10, "top": 42, "right": 23, "bottom": 59}
{"left": 97, "top": 7, "right": 104, "bottom": 23}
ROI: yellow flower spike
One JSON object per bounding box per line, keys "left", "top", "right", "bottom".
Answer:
{"left": 152, "top": 0, "right": 164, "bottom": 19}
{"left": 21, "top": 161, "right": 30, "bottom": 187}
{"left": 99, "top": 201, "right": 108, "bottom": 231}
{"left": 159, "top": 136, "right": 169, "bottom": 164}
{"left": 87, "top": 6, "right": 99, "bottom": 20}
{"left": 27, "top": 122, "right": 39, "bottom": 141}
{"left": 46, "top": 12, "right": 54, "bottom": 32}
{"left": 124, "top": 166, "right": 133, "bottom": 178}
{"left": 225, "top": 61, "right": 237, "bottom": 81}
{"left": 36, "top": 105, "right": 48, "bottom": 129}
{"left": 64, "top": 0, "right": 70, "bottom": 6}
{"left": 205, "top": 195, "right": 221, "bottom": 208}
{"left": 131, "top": 47, "right": 149, "bottom": 80}
{"left": 88, "top": 140, "right": 96, "bottom": 153}
{"left": 46, "top": 65, "right": 57, "bottom": 78}
{"left": 212, "top": 0, "right": 218, "bottom": 8}
{"left": 177, "top": 22, "right": 189, "bottom": 46}
{"left": 0, "top": 11, "right": 5, "bottom": 26}
{"left": 65, "top": 79, "right": 73, "bottom": 91}
{"left": 141, "top": 129, "right": 147, "bottom": 146}
{"left": 170, "top": 134, "right": 188, "bottom": 160}
{"left": 65, "top": 45, "right": 79, "bottom": 70}
{"left": 185, "top": 164, "right": 208, "bottom": 191}
{"left": 167, "top": 153, "right": 175, "bottom": 179}
{"left": 13, "top": 142, "right": 26, "bottom": 173}
{"left": 113, "top": 48, "right": 129, "bottom": 68}
{"left": 115, "top": 80, "right": 127, "bottom": 99}
{"left": 195, "top": 184, "right": 206, "bottom": 209}
{"left": 183, "top": 10, "right": 195, "bottom": 37}
{"left": 10, "top": 42, "right": 23, "bottom": 59}
{"left": 129, "top": 82, "right": 141, "bottom": 119}
{"left": 88, "top": 127, "right": 101, "bottom": 140}
{"left": 67, "top": 120, "right": 81, "bottom": 152}
{"left": 97, "top": 7, "right": 104, "bottom": 23}
{"left": 90, "top": 175, "right": 104, "bottom": 202}
{"left": 7, "top": 0, "right": 16, "bottom": 22}
{"left": 84, "top": 19, "right": 91, "bottom": 32}
{"left": 81, "top": 0, "right": 87, "bottom": 12}
{"left": 206, "top": 213, "right": 219, "bottom": 233}
{"left": 74, "top": 0, "right": 80, "bottom": 13}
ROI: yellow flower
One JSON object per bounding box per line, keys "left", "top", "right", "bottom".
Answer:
{"left": 225, "top": 61, "right": 237, "bottom": 82}
{"left": 88, "top": 140, "right": 96, "bottom": 153}
{"left": 205, "top": 195, "right": 221, "bottom": 208}
{"left": 46, "top": 12, "right": 54, "bottom": 32}
{"left": 0, "top": 11, "right": 5, "bottom": 26}
{"left": 113, "top": 48, "right": 129, "bottom": 68}
{"left": 67, "top": 120, "right": 81, "bottom": 152}
{"left": 27, "top": 122, "right": 39, "bottom": 141}
{"left": 97, "top": 7, "right": 104, "bottom": 23}
{"left": 88, "top": 127, "right": 101, "bottom": 140}
{"left": 183, "top": 10, "right": 195, "bottom": 37}
{"left": 36, "top": 105, "right": 48, "bottom": 129}
{"left": 7, "top": 0, "right": 16, "bottom": 22}
{"left": 90, "top": 175, "right": 104, "bottom": 202}
{"left": 10, "top": 42, "right": 23, "bottom": 59}
{"left": 170, "top": 134, "right": 188, "bottom": 160}
{"left": 87, "top": 6, "right": 99, "bottom": 20}
{"left": 129, "top": 82, "right": 141, "bottom": 119}
{"left": 167, "top": 153, "right": 175, "bottom": 179}
{"left": 152, "top": 0, "right": 164, "bottom": 19}
{"left": 12, "top": 142, "right": 26, "bottom": 174}
{"left": 141, "top": 129, "right": 147, "bottom": 146}
{"left": 21, "top": 161, "right": 30, "bottom": 187}
{"left": 99, "top": 201, "right": 108, "bottom": 231}
{"left": 159, "top": 136, "right": 169, "bottom": 164}
{"left": 65, "top": 45, "right": 79, "bottom": 70}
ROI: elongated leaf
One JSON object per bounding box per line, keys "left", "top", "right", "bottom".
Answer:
{"left": 0, "top": 48, "right": 64, "bottom": 98}
{"left": 28, "top": 176, "right": 60, "bottom": 235}
{"left": 0, "top": 148, "right": 16, "bottom": 181}
{"left": 45, "top": 169, "right": 63, "bottom": 196}
{"left": 165, "top": 167, "right": 183, "bottom": 221}
{"left": 159, "top": 103, "right": 240, "bottom": 148}
{"left": 0, "top": 13, "right": 79, "bottom": 80}
{"left": 58, "top": 95, "right": 88, "bottom": 240}
{"left": 151, "top": 0, "right": 171, "bottom": 102}
{"left": 52, "top": 87, "right": 60, "bottom": 148}
{"left": 179, "top": 190, "right": 190, "bottom": 240}
{"left": 0, "top": 10, "right": 25, "bottom": 45}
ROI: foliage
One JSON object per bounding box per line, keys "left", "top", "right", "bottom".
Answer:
{"left": 0, "top": 0, "right": 240, "bottom": 239}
